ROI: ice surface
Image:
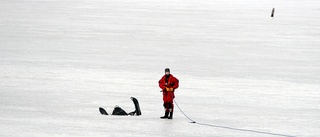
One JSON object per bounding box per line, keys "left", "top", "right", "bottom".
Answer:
{"left": 0, "top": 0, "right": 319, "bottom": 136}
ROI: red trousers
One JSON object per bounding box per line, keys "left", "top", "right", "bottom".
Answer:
{"left": 163, "top": 91, "right": 174, "bottom": 112}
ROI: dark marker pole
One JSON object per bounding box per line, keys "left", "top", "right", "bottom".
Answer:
{"left": 271, "top": 7, "right": 275, "bottom": 17}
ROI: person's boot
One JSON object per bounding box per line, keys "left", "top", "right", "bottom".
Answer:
{"left": 168, "top": 111, "right": 173, "bottom": 119}
{"left": 160, "top": 112, "right": 169, "bottom": 119}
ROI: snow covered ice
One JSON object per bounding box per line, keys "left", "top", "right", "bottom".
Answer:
{"left": 0, "top": 0, "right": 320, "bottom": 136}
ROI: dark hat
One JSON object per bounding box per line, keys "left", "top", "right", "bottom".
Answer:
{"left": 165, "top": 68, "right": 170, "bottom": 72}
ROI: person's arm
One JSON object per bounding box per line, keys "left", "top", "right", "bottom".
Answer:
{"left": 172, "top": 78, "right": 179, "bottom": 90}
{"left": 159, "top": 78, "right": 166, "bottom": 91}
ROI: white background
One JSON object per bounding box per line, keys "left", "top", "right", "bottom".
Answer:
{"left": 0, "top": 0, "right": 319, "bottom": 136}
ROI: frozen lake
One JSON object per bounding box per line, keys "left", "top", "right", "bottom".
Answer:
{"left": 0, "top": 0, "right": 319, "bottom": 136}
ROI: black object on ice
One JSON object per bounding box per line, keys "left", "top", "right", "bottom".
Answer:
{"left": 99, "top": 97, "right": 141, "bottom": 116}
{"left": 271, "top": 8, "right": 275, "bottom": 17}
{"left": 112, "top": 106, "right": 128, "bottom": 115}
{"left": 99, "top": 107, "right": 108, "bottom": 115}
{"left": 130, "top": 97, "right": 141, "bottom": 116}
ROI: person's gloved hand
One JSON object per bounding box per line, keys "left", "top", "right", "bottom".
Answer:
{"left": 166, "top": 87, "right": 174, "bottom": 92}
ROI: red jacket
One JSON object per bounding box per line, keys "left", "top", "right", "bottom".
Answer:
{"left": 159, "top": 74, "right": 179, "bottom": 92}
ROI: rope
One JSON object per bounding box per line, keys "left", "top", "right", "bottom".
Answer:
{"left": 173, "top": 99, "right": 295, "bottom": 137}
{"left": 173, "top": 99, "right": 196, "bottom": 123}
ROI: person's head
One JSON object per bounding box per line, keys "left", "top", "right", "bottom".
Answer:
{"left": 165, "top": 68, "right": 170, "bottom": 75}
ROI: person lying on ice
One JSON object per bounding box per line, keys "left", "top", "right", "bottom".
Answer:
{"left": 158, "top": 68, "right": 179, "bottom": 119}
{"left": 99, "top": 97, "right": 141, "bottom": 116}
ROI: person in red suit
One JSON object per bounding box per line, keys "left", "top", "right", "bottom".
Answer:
{"left": 158, "top": 68, "right": 179, "bottom": 119}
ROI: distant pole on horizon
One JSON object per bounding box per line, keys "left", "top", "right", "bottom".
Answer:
{"left": 271, "top": 7, "right": 275, "bottom": 17}
{"left": 271, "top": 0, "right": 275, "bottom": 18}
